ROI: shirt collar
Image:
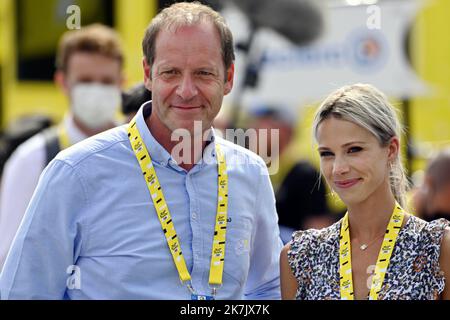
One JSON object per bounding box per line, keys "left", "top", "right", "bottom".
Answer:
{"left": 135, "top": 101, "right": 172, "bottom": 165}
{"left": 64, "top": 113, "right": 89, "bottom": 144}
{"left": 134, "top": 101, "right": 219, "bottom": 168}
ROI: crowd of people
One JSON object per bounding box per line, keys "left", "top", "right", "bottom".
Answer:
{"left": 0, "top": 2, "right": 448, "bottom": 300}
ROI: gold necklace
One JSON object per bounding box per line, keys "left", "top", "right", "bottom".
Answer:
{"left": 358, "top": 233, "right": 385, "bottom": 251}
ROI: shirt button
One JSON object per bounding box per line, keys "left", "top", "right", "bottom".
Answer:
{"left": 192, "top": 212, "right": 197, "bottom": 220}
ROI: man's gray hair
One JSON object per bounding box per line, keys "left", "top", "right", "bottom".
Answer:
{"left": 142, "top": 1, "right": 235, "bottom": 72}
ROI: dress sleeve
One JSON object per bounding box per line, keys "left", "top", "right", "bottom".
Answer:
{"left": 422, "top": 218, "right": 450, "bottom": 296}
{"left": 287, "top": 229, "right": 314, "bottom": 299}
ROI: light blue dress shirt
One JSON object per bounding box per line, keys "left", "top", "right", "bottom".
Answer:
{"left": 0, "top": 102, "right": 283, "bottom": 300}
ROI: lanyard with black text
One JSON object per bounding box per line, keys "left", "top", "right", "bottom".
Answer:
{"left": 127, "top": 117, "right": 228, "bottom": 299}
{"left": 339, "top": 203, "right": 405, "bottom": 300}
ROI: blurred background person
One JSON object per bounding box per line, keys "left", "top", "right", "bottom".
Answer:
{"left": 0, "top": 115, "right": 54, "bottom": 179}
{"left": 0, "top": 24, "right": 124, "bottom": 271}
{"left": 246, "top": 105, "right": 335, "bottom": 243}
{"left": 413, "top": 148, "right": 450, "bottom": 221}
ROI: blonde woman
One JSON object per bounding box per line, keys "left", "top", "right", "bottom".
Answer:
{"left": 280, "top": 84, "right": 450, "bottom": 300}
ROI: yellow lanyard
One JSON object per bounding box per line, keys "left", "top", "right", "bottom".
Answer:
{"left": 127, "top": 117, "right": 228, "bottom": 297}
{"left": 339, "top": 203, "right": 405, "bottom": 300}
{"left": 57, "top": 124, "right": 71, "bottom": 150}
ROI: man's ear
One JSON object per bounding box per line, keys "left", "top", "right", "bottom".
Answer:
{"left": 224, "top": 63, "right": 234, "bottom": 95}
{"left": 143, "top": 57, "right": 152, "bottom": 91}
{"left": 54, "top": 70, "right": 69, "bottom": 96}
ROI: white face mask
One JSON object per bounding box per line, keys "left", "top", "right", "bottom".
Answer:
{"left": 71, "top": 83, "right": 122, "bottom": 129}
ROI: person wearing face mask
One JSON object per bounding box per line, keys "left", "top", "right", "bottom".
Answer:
{"left": 413, "top": 148, "right": 450, "bottom": 222}
{"left": 0, "top": 24, "right": 124, "bottom": 271}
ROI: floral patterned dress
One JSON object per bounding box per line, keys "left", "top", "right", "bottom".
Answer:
{"left": 287, "top": 216, "right": 449, "bottom": 300}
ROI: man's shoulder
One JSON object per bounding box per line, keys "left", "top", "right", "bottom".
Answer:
{"left": 55, "top": 125, "right": 129, "bottom": 167}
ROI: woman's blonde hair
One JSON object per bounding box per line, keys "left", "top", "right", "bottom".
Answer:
{"left": 312, "top": 83, "right": 409, "bottom": 207}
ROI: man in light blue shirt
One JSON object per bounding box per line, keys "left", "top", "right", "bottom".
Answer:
{"left": 0, "top": 2, "right": 282, "bottom": 299}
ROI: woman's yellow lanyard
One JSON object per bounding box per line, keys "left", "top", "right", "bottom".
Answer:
{"left": 339, "top": 203, "right": 405, "bottom": 300}
{"left": 127, "top": 118, "right": 228, "bottom": 299}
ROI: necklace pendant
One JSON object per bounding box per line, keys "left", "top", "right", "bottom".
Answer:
{"left": 360, "top": 244, "right": 368, "bottom": 250}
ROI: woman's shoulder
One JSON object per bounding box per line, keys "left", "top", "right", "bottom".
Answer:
{"left": 289, "top": 219, "right": 341, "bottom": 254}
{"left": 406, "top": 215, "right": 450, "bottom": 239}
{"left": 401, "top": 215, "right": 450, "bottom": 253}
{"left": 285, "top": 220, "right": 340, "bottom": 282}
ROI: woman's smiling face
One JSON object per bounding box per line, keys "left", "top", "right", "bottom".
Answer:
{"left": 316, "top": 116, "right": 394, "bottom": 206}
